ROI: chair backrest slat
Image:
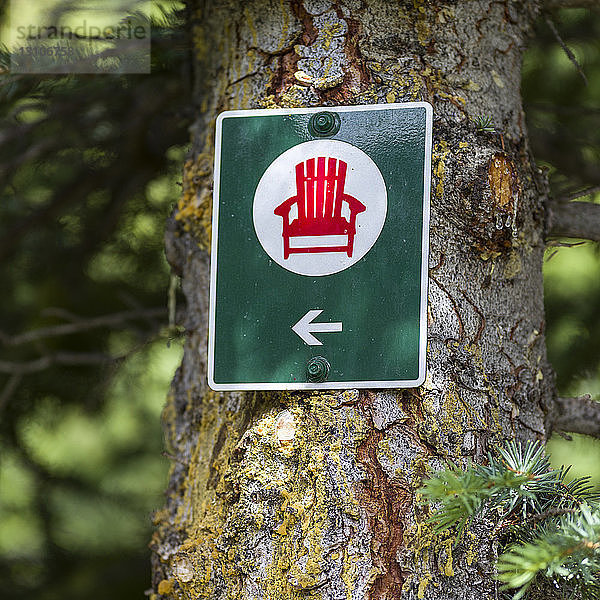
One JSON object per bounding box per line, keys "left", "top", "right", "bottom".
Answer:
{"left": 295, "top": 161, "right": 306, "bottom": 221}
{"left": 324, "top": 158, "right": 336, "bottom": 220}
{"left": 306, "top": 157, "right": 316, "bottom": 220}
{"left": 316, "top": 157, "right": 326, "bottom": 220}
{"left": 294, "top": 157, "right": 349, "bottom": 224}
{"left": 333, "top": 159, "right": 346, "bottom": 220}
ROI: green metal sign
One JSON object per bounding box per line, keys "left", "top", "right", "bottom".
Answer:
{"left": 208, "top": 103, "right": 432, "bottom": 390}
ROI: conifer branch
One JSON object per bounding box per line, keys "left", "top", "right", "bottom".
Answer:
{"left": 545, "top": 0, "right": 600, "bottom": 8}
{"left": 553, "top": 395, "right": 600, "bottom": 439}
{"left": 420, "top": 441, "right": 600, "bottom": 599}
{"left": 0, "top": 308, "right": 166, "bottom": 346}
{"left": 562, "top": 185, "right": 600, "bottom": 202}
{"left": 544, "top": 16, "right": 588, "bottom": 86}
{"left": 548, "top": 201, "right": 600, "bottom": 242}
{"left": 497, "top": 504, "right": 600, "bottom": 599}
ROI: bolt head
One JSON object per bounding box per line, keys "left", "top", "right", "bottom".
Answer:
{"left": 306, "top": 356, "right": 330, "bottom": 382}
{"left": 309, "top": 111, "right": 340, "bottom": 137}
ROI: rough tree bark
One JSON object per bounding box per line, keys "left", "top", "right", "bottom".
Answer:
{"left": 151, "top": 1, "right": 559, "bottom": 599}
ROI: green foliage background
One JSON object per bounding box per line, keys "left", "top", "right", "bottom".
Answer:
{"left": 523, "top": 8, "right": 600, "bottom": 493}
{"left": 0, "top": 3, "right": 598, "bottom": 599}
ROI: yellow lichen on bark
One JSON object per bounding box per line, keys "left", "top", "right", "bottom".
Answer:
{"left": 175, "top": 153, "right": 213, "bottom": 249}
{"left": 433, "top": 140, "right": 450, "bottom": 200}
{"left": 404, "top": 512, "right": 458, "bottom": 599}
{"left": 154, "top": 390, "right": 372, "bottom": 599}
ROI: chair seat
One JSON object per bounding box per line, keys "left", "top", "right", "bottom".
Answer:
{"left": 288, "top": 216, "right": 353, "bottom": 236}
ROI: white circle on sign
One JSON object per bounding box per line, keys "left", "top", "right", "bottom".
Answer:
{"left": 253, "top": 139, "right": 387, "bottom": 276}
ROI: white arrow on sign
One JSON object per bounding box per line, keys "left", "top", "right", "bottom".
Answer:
{"left": 292, "top": 309, "right": 343, "bottom": 346}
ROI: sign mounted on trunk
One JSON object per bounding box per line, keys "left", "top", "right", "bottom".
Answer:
{"left": 208, "top": 103, "right": 432, "bottom": 391}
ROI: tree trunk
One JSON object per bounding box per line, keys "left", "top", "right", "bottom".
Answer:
{"left": 151, "top": 1, "right": 555, "bottom": 599}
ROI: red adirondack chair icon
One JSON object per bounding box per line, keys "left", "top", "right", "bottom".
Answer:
{"left": 274, "top": 157, "right": 366, "bottom": 259}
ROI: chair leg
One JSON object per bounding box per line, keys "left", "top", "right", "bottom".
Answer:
{"left": 346, "top": 234, "right": 354, "bottom": 257}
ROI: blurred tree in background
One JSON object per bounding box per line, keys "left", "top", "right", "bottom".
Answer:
{"left": 0, "top": 2, "right": 190, "bottom": 598}
{"left": 523, "top": 8, "right": 600, "bottom": 482}
{"left": 0, "top": 1, "right": 598, "bottom": 599}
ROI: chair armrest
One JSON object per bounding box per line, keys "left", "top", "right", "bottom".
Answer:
{"left": 343, "top": 194, "right": 366, "bottom": 215}
{"left": 274, "top": 195, "right": 299, "bottom": 219}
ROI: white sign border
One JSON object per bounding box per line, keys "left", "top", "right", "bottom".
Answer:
{"left": 207, "top": 102, "right": 433, "bottom": 391}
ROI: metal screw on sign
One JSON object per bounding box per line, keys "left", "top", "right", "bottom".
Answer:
{"left": 306, "top": 356, "right": 330, "bottom": 382}
{"left": 308, "top": 111, "right": 340, "bottom": 137}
